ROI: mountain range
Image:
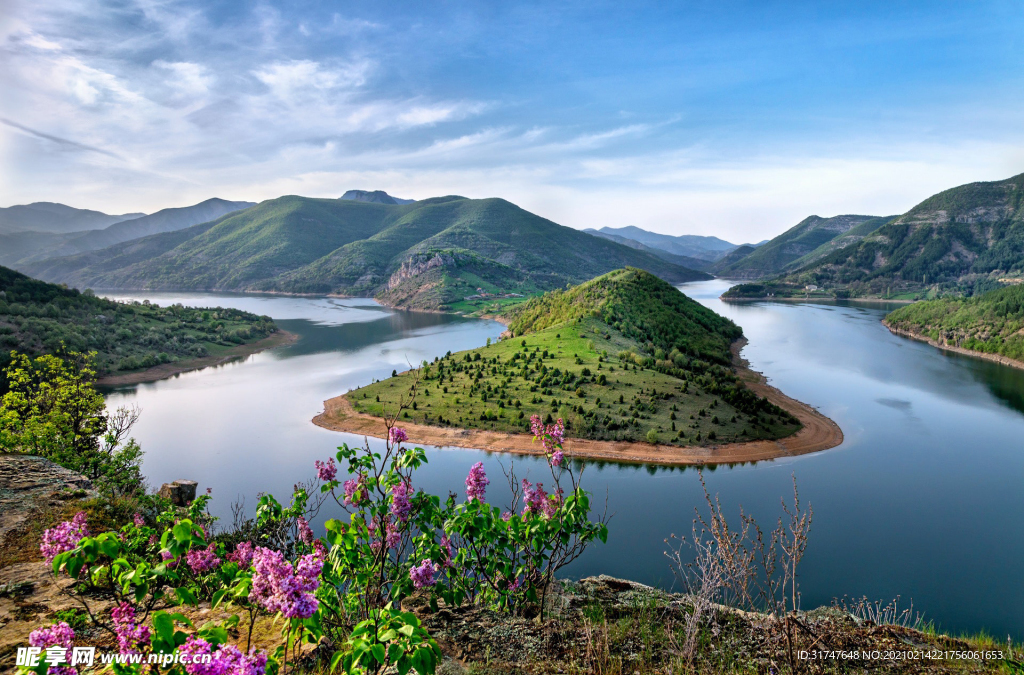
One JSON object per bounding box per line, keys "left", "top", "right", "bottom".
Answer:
{"left": 23, "top": 195, "right": 710, "bottom": 310}
{"left": 724, "top": 171, "right": 1024, "bottom": 299}
{"left": 584, "top": 226, "right": 741, "bottom": 262}
{"left": 714, "top": 214, "right": 887, "bottom": 279}
{"left": 0, "top": 198, "right": 255, "bottom": 268}
{"left": 0, "top": 202, "right": 144, "bottom": 235}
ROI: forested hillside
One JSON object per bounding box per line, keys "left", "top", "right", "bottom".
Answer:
{"left": 0, "top": 266, "right": 277, "bottom": 386}
{"left": 885, "top": 282, "right": 1024, "bottom": 363}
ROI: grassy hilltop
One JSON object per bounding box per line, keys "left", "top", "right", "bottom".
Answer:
{"left": 22, "top": 195, "right": 708, "bottom": 313}
{"left": 348, "top": 269, "right": 799, "bottom": 446}
{"left": 0, "top": 265, "right": 278, "bottom": 386}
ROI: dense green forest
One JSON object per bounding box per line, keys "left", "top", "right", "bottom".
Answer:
{"left": 22, "top": 195, "right": 708, "bottom": 311}
{"left": 350, "top": 269, "right": 798, "bottom": 445}
{"left": 0, "top": 265, "right": 277, "bottom": 386}
{"left": 885, "top": 282, "right": 1024, "bottom": 362}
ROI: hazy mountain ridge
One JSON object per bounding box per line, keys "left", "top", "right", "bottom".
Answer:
{"left": 584, "top": 226, "right": 739, "bottom": 261}
{"left": 0, "top": 202, "right": 144, "bottom": 235}
{"left": 25, "top": 195, "right": 709, "bottom": 310}
{"left": 1, "top": 198, "right": 255, "bottom": 267}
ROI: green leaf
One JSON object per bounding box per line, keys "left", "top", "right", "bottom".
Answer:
{"left": 152, "top": 612, "right": 175, "bottom": 644}
{"left": 370, "top": 643, "right": 386, "bottom": 665}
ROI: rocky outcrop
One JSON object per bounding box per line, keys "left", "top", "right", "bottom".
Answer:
{"left": 387, "top": 252, "right": 459, "bottom": 291}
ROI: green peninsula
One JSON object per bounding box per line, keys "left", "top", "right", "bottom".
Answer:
{"left": 347, "top": 268, "right": 800, "bottom": 446}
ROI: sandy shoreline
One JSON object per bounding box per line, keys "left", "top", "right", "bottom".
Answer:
{"left": 883, "top": 321, "right": 1024, "bottom": 372}
{"left": 311, "top": 338, "right": 844, "bottom": 466}
{"left": 96, "top": 330, "right": 298, "bottom": 386}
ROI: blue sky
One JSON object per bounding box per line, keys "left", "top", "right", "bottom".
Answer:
{"left": 2, "top": 0, "right": 1023, "bottom": 241}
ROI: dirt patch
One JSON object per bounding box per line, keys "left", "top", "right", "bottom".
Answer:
{"left": 312, "top": 339, "right": 843, "bottom": 466}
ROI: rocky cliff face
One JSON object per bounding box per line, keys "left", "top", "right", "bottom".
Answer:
{"left": 387, "top": 252, "right": 458, "bottom": 290}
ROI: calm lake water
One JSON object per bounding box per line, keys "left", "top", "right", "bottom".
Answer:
{"left": 101, "top": 282, "right": 1023, "bottom": 640}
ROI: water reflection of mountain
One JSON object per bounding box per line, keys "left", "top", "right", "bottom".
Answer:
{"left": 275, "top": 311, "right": 477, "bottom": 358}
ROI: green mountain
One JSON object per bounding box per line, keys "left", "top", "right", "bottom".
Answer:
{"left": 717, "top": 214, "right": 880, "bottom": 279}
{"left": 725, "top": 172, "right": 1024, "bottom": 299}
{"left": 0, "top": 266, "right": 278, "bottom": 387}
{"left": 345, "top": 268, "right": 799, "bottom": 445}
{"left": 884, "top": 282, "right": 1024, "bottom": 363}
{"left": 25, "top": 195, "right": 710, "bottom": 310}
{"left": 0, "top": 198, "right": 254, "bottom": 267}
{"left": 707, "top": 244, "right": 757, "bottom": 274}
{"left": 0, "top": 202, "right": 144, "bottom": 235}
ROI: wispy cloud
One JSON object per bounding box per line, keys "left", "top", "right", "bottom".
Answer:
{"left": 0, "top": 0, "right": 1021, "bottom": 241}
{"left": 0, "top": 118, "right": 122, "bottom": 158}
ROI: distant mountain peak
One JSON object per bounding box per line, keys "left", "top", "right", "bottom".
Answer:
{"left": 340, "top": 190, "right": 415, "bottom": 205}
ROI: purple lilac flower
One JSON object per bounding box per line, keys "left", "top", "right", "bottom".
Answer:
{"left": 390, "top": 481, "right": 413, "bottom": 523}
{"left": 133, "top": 513, "right": 145, "bottom": 527}
{"left": 388, "top": 426, "right": 408, "bottom": 445}
{"left": 384, "top": 521, "right": 401, "bottom": 550}
{"left": 501, "top": 511, "right": 514, "bottom": 521}
{"left": 186, "top": 544, "right": 221, "bottom": 574}
{"left": 228, "top": 541, "right": 255, "bottom": 568}
{"left": 29, "top": 622, "right": 76, "bottom": 675}
{"left": 249, "top": 547, "right": 323, "bottom": 619}
{"left": 530, "top": 415, "right": 566, "bottom": 465}
{"left": 315, "top": 458, "right": 337, "bottom": 482}
{"left": 465, "top": 462, "right": 489, "bottom": 502}
{"left": 440, "top": 535, "right": 455, "bottom": 567}
{"left": 410, "top": 559, "right": 440, "bottom": 589}
{"left": 521, "top": 480, "right": 548, "bottom": 516}
{"left": 296, "top": 517, "right": 314, "bottom": 545}
{"left": 342, "top": 474, "right": 368, "bottom": 506}
{"left": 40, "top": 512, "right": 89, "bottom": 562}
{"left": 111, "top": 603, "right": 151, "bottom": 655}
{"left": 161, "top": 550, "right": 179, "bottom": 569}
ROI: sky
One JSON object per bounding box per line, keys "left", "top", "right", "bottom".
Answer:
{"left": 1, "top": 0, "right": 1023, "bottom": 243}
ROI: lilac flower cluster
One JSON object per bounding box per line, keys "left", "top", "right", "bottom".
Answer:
{"left": 186, "top": 544, "right": 222, "bottom": 574}
{"left": 410, "top": 559, "right": 440, "bottom": 589}
{"left": 40, "top": 512, "right": 89, "bottom": 563}
{"left": 296, "top": 516, "right": 314, "bottom": 545}
{"left": 228, "top": 541, "right": 255, "bottom": 568}
{"left": 133, "top": 513, "right": 145, "bottom": 527}
{"left": 530, "top": 415, "right": 566, "bottom": 467}
{"left": 342, "top": 474, "right": 368, "bottom": 506}
{"left": 249, "top": 547, "right": 323, "bottom": 619}
{"left": 315, "top": 458, "right": 337, "bottom": 482}
{"left": 179, "top": 635, "right": 268, "bottom": 675}
{"left": 29, "top": 622, "right": 76, "bottom": 675}
{"left": 111, "top": 603, "right": 151, "bottom": 654}
{"left": 465, "top": 462, "right": 489, "bottom": 502}
{"left": 521, "top": 480, "right": 561, "bottom": 518}
{"left": 390, "top": 481, "right": 413, "bottom": 523}
{"left": 388, "top": 426, "right": 408, "bottom": 445}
